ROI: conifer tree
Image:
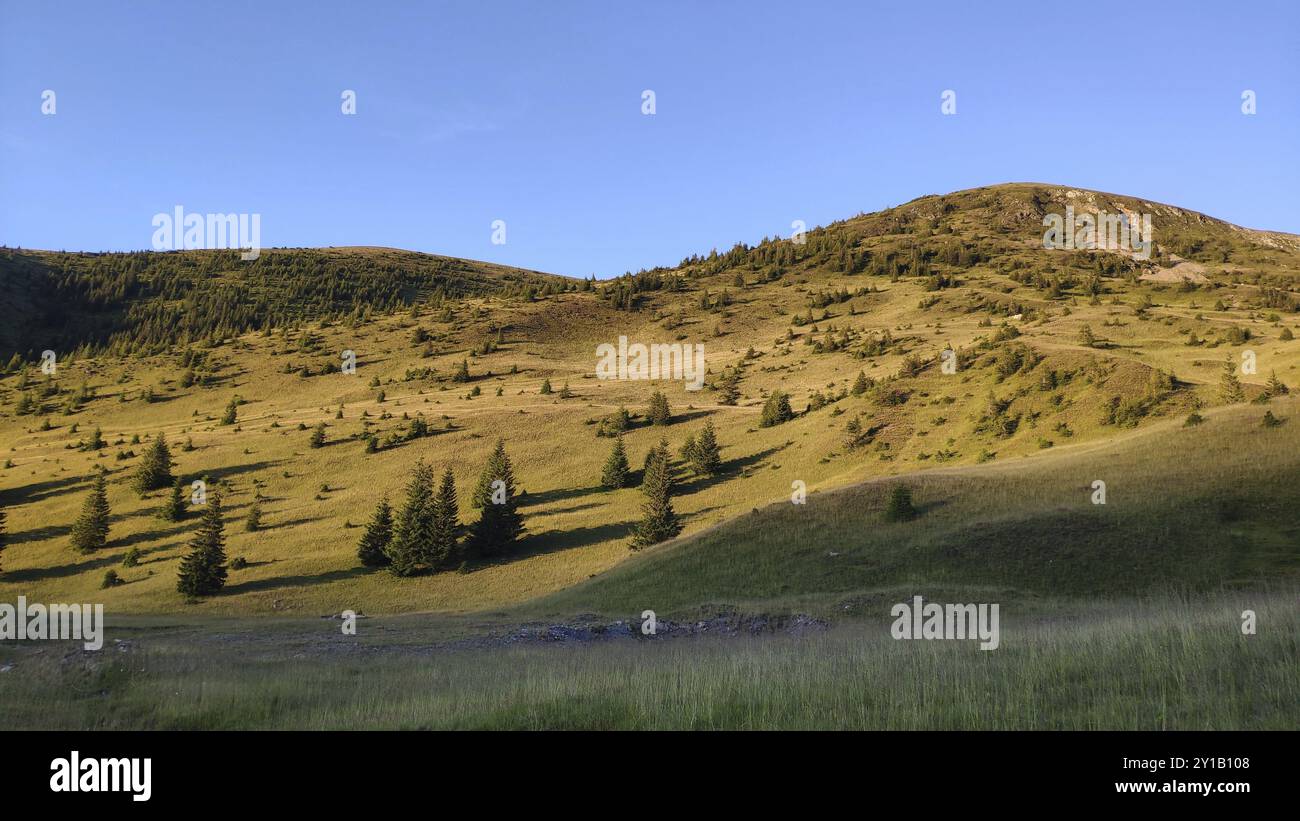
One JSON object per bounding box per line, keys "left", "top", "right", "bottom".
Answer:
{"left": 601, "top": 435, "right": 631, "bottom": 489}
{"left": 1265, "top": 370, "right": 1289, "bottom": 398}
{"left": 357, "top": 497, "right": 394, "bottom": 567}
{"left": 430, "top": 467, "right": 459, "bottom": 568}
{"left": 0, "top": 504, "right": 6, "bottom": 575}
{"left": 158, "top": 476, "right": 186, "bottom": 521}
{"left": 852, "top": 371, "right": 871, "bottom": 396}
{"left": 70, "top": 470, "right": 111, "bottom": 554}
{"left": 309, "top": 421, "right": 327, "bottom": 448}
{"left": 133, "top": 432, "right": 174, "bottom": 494}
{"left": 647, "top": 391, "right": 672, "bottom": 425}
{"left": 679, "top": 434, "right": 698, "bottom": 466}
{"left": 690, "top": 419, "right": 722, "bottom": 475}
{"left": 1220, "top": 355, "right": 1245, "bottom": 404}
{"left": 220, "top": 397, "right": 238, "bottom": 425}
{"left": 631, "top": 439, "right": 681, "bottom": 549}
{"left": 884, "top": 484, "right": 917, "bottom": 522}
{"left": 760, "top": 390, "right": 795, "bottom": 427}
{"left": 539, "top": 378, "right": 553, "bottom": 395}
{"left": 468, "top": 439, "right": 523, "bottom": 557}
{"left": 386, "top": 461, "right": 435, "bottom": 576}
{"left": 245, "top": 501, "right": 263, "bottom": 532}
{"left": 176, "top": 492, "right": 228, "bottom": 597}
{"left": 88, "top": 426, "right": 105, "bottom": 450}
{"left": 716, "top": 368, "right": 741, "bottom": 405}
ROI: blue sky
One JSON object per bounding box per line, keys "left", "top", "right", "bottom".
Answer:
{"left": 2, "top": 0, "right": 1297, "bottom": 278}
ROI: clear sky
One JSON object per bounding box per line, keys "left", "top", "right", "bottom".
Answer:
{"left": 2, "top": 0, "right": 1297, "bottom": 278}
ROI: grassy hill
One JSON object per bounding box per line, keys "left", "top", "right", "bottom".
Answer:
{"left": 1, "top": 182, "right": 1299, "bottom": 618}
{"left": 0, "top": 245, "right": 561, "bottom": 356}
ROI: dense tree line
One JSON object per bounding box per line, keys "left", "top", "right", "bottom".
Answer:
{"left": 0, "top": 247, "right": 555, "bottom": 356}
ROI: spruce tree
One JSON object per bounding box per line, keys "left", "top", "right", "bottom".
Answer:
{"left": 133, "top": 432, "right": 174, "bottom": 494}
{"left": 220, "top": 397, "right": 238, "bottom": 425}
{"left": 386, "top": 461, "right": 435, "bottom": 576}
{"left": 176, "top": 492, "right": 228, "bottom": 597}
{"left": 309, "top": 421, "right": 326, "bottom": 448}
{"left": 357, "top": 497, "right": 394, "bottom": 567}
{"left": 1220, "top": 355, "right": 1245, "bottom": 403}
{"left": 88, "top": 426, "right": 105, "bottom": 450}
{"left": 468, "top": 439, "right": 524, "bottom": 557}
{"left": 1265, "top": 370, "right": 1289, "bottom": 398}
{"left": 70, "top": 470, "right": 111, "bottom": 554}
{"left": 679, "top": 434, "right": 698, "bottom": 466}
{"left": 884, "top": 484, "right": 917, "bottom": 522}
{"left": 430, "top": 467, "right": 459, "bottom": 568}
{"left": 0, "top": 504, "right": 6, "bottom": 575}
{"left": 690, "top": 419, "right": 722, "bottom": 475}
{"left": 852, "top": 371, "right": 871, "bottom": 396}
{"left": 631, "top": 439, "right": 681, "bottom": 549}
{"left": 717, "top": 368, "right": 741, "bottom": 405}
{"left": 647, "top": 391, "right": 672, "bottom": 425}
{"left": 760, "top": 390, "right": 795, "bottom": 427}
{"left": 601, "top": 435, "right": 631, "bottom": 489}
{"left": 158, "top": 476, "right": 186, "bottom": 521}
{"left": 245, "top": 502, "right": 262, "bottom": 532}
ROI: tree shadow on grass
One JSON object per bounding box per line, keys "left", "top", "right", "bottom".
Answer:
{"left": 475, "top": 519, "right": 638, "bottom": 567}
{"left": 6, "top": 522, "right": 72, "bottom": 546}
{"left": 517, "top": 484, "right": 604, "bottom": 508}
{"left": 260, "top": 515, "right": 327, "bottom": 530}
{"left": 673, "top": 445, "right": 783, "bottom": 495}
{"left": 0, "top": 473, "right": 94, "bottom": 507}
{"left": 2, "top": 552, "right": 121, "bottom": 583}
{"left": 222, "top": 566, "right": 370, "bottom": 595}
{"left": 110, "top": 521, "right": 196, "bottom": 550}
{"left": 199, "top": 459, "right": 288, "bottom": 484}
{"left": 539, "top": 500, "right": 606, "bottom": 516}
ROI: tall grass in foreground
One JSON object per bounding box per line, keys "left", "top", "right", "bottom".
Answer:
{"left": 1, "top": 593, "right": 1294, "bottom": 729}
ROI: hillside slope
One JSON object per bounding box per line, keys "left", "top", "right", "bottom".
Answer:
{"left": 0, "top": 246, "right": 561, "bottom": 356}
{"left": 1, "top": 182, "right": 1298, "bottom": 617}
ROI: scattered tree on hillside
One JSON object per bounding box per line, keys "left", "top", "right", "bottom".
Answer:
{"left": 133, "top": 432, "right": 174, "bottom": 494}
{"left": 716, "top": 368, "right": 741, "bottom": 405}
{"left": 70, "top": 470, "right": 111, "bottom": 554}
{"left": 1264, "top": 370, "right": 1290, "bottom": 399}
{"left": 309, "top": 422, "right": 327, "bottom": 448}
{"left": 386, "top": 461, "right": 436, "bottom": 576}
{"left": 760, "top": 390, "right": 795, "bottom": 427}
{"left": 430, "top": 467, "right": 459, "bottom": 568}
{"left": 1220, "top": 355, "right": 1245, "bottom": 404}
{"left": 601, "top": 435, "right": 631, "bottom": 489}
{"left": 851, "top": 371, "right": 871, "bottom": 396}
{"left": 158, "top": 476, "right": 186, "bottom": 521}
{"left": 176, "top": 492, "right": 228, "bottom": 597}
{"left": 357, "top": 497, "right": 394, "bottom": 567}
{"left": 220, "top": 397, "right": 238, "bottom": 425}
{"left": 884, "top": 484, "right": 917, "bottom": 522}
{"left": 631, "top": 439, "right": 681, "bottom": 549}
{"left": 647, "top": 391, "right": 672, "bottom": 425}
{"left": 245, "top": 502, "right": 263, "bottom": 532}
{"left": 468, "top": 439, "right": 524, "bottom": 558}
{"left": 688, "top": 419, "right": 723, "bottom": 475}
